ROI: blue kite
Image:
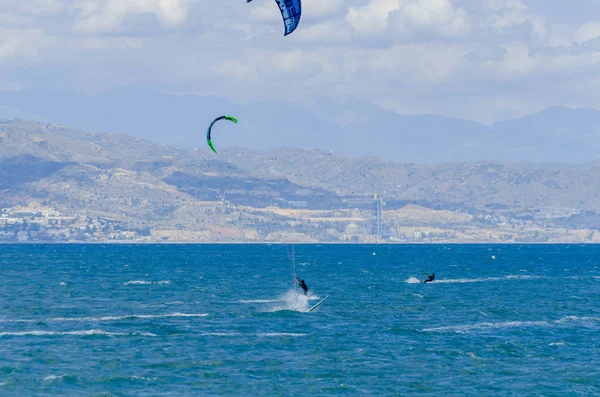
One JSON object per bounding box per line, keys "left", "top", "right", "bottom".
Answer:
{"left": 247, "top": 0, "right": 302, "bottom": 36}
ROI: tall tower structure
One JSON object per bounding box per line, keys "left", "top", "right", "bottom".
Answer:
{"left": 372, "top": 194, "right": 383, "bottom": 239}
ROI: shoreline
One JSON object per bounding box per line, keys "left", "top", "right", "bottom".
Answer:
{"left": 0, "top": 241, "right": 598, "bottom": 245}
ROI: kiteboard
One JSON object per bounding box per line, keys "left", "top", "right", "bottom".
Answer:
{"left": 308, "top": 295, "right": 329, "bottom": 312}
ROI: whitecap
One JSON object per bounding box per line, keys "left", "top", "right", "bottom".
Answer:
{"left": 200, "top": 332, "right": 240, "bottom": 337}
{"left": 130, "top": 375, "right": 159, "bottom": 381}
{"left": 47, "top": 313, "right": 208, "bottom": 322}
{"left": 199, "top": 332, "right": 307, "bottom": 337}
{"left": 43, "top": 374, "right": 69, "bottom": 381}
{"left": 240, "top": 299, "right": 280, "bottom": 304}
{"left": 258, "top": 332, "right": 307, "bottom": 337}
{"left": 557, "top": 316, "right": 600, "bottom": 323}
{"left": 423, "top": 320, "right": 551, "bottom": 333}
{"left": 424, "top": 315, "right": 600, "bottom": 334}
{"left": 0, "top": 330, "right": 157, "bottom": 337}
{"left": 125, "top": 280, "right": 171, "bottom": 286}
{"left": 124, "top": 280, "right": 152, "bottom": 285}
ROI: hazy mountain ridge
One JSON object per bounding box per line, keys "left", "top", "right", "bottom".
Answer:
{"left": 2, "top": 119, "right": 600, "bottom": 212}
{"left": 1, "top": 90, "right": 600, "bottom": 163}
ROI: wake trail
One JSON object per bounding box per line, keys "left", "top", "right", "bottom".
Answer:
{"left": 405, "top": 275, "right": 546, "bottom": 284}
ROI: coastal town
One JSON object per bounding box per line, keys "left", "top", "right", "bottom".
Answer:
{"left": 2, "top": 198, "right": 598, "bottom": 244}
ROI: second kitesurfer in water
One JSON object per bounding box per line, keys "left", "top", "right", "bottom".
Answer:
{"left": 424, "top": 273, "right": 435, "bottom": 283}
{"left": 296, "top": 278, "right": 308, "bottom": 295}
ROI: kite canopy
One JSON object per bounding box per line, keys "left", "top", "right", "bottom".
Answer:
{"left": 247, "top": 0, "right": 302, "bottom": 36}
{"left": 206, "top": 116, "right": 238, "bottom": 154}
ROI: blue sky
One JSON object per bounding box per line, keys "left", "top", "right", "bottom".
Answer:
{"left": 2, "top": 0, "right": 600, "bottom": 123}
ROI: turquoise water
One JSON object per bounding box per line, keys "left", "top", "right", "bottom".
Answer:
{"left": 0, "top": 244, "right": 599, "bottom": 396}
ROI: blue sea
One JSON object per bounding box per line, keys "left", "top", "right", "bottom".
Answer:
{"left": 1, "top": 244, "right": 599, "bottom": 396}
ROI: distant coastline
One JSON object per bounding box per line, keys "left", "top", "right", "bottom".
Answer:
{"left": 2, "top": 119, "right": 600, "bottom": 245}
{"left": 1, "top": 241, "right": 597, "bottom": 245}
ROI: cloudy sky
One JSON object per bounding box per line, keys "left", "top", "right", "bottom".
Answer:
{"left": 2, "top": 0, "right": 600, "bottom": 123}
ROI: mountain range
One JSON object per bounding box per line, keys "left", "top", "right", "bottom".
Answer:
{"left": 1, "top": 118, "right": 600, "bottom": 242}
{"left": 0, "top": 89, "right": 599, "bottom": 163}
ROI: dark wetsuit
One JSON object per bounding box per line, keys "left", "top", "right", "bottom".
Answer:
{"left": 298, "top": 279, "right": 308, "bottom": 295}
{"left": 424, "top": 273, "right": 435, "bottom": 283}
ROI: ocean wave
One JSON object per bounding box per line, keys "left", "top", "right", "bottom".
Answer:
{"left": 423, "top": 320, "right": 551, "bottom": 333}
{"left": 201, "top": 332, "right": 241, "bottom": 336}
{"left": 43, "top": 374, "right": 77, "bottom": 383}
{"left": 49, "top": 312, "right": 208, "bottom": 322}
{"left": 129, "top": 375, "right": 160, "bottom": 381}
{"left": 0, "top": 330, "right": 157, "bottom": 337}
{"left": 124, "top": 280, "right": 171, "bottom": 286}
{"left": 258, "top": 332, "right": 307, "bottom": 337}
{"left": 556, "top": 316, "right": 600, "bottom": 324}
{"left": 44, "top": 375, "right": 68, "bottom": 381}
{"left": 240, "top": 299, "right": 280, "bottom": 304}
{"left": 200, "top": 332, "right": 307, "bottom": 337}
{"left": 424, "top": 316, "right": 600, "bottom": 333}
{"left": 0, "top": 313, "right": 208, "bottom": 323}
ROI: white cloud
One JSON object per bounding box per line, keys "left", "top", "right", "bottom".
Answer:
{"left": 72, "top": 0, "right": 191, "bottom": 34}
{"left": 0, "top": 28, "right": 47, "bottom": 64}
{"left": 346, "top": 0, "right": 403, "bottom": 35}
{"left": 575, "top": 22, "right": 600, "bottom": 45}
{"left": 358, "top": 43, "right": 468, "bottom": 84}
{"left": 530, "top": 16, "right": 548, "bottom": 41}
{"left": 248, "top": 0, "right": 280, "bottom": 23}
{"left": 302, "top": 0, "right": 345, "bottom": 19}
{"left": 0, "top": 0, "right": 599, "bottom": 123}
{"left": 481, "top": 42, "right": 536, "bottom": 80}
{"left": 389, "top": 0, "right": 471, "bottom": 39}
{"left": 0, "top": 0, "right": 63, "bottom": 17}
{"left": 488, "top": 0, "right": 526, "bottom": 12}
{"left": 293, "top": 20, "right": 354, "bottom": 44}
{"left": 489, "top": 7, "right": 529, "bottom": 30}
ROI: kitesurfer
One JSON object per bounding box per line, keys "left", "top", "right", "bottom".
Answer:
{"left": 424, "top": 273, "right": 435, "bottom": 283}
{"left": 296, "top": 278, "right": 308, "bottom": 295}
